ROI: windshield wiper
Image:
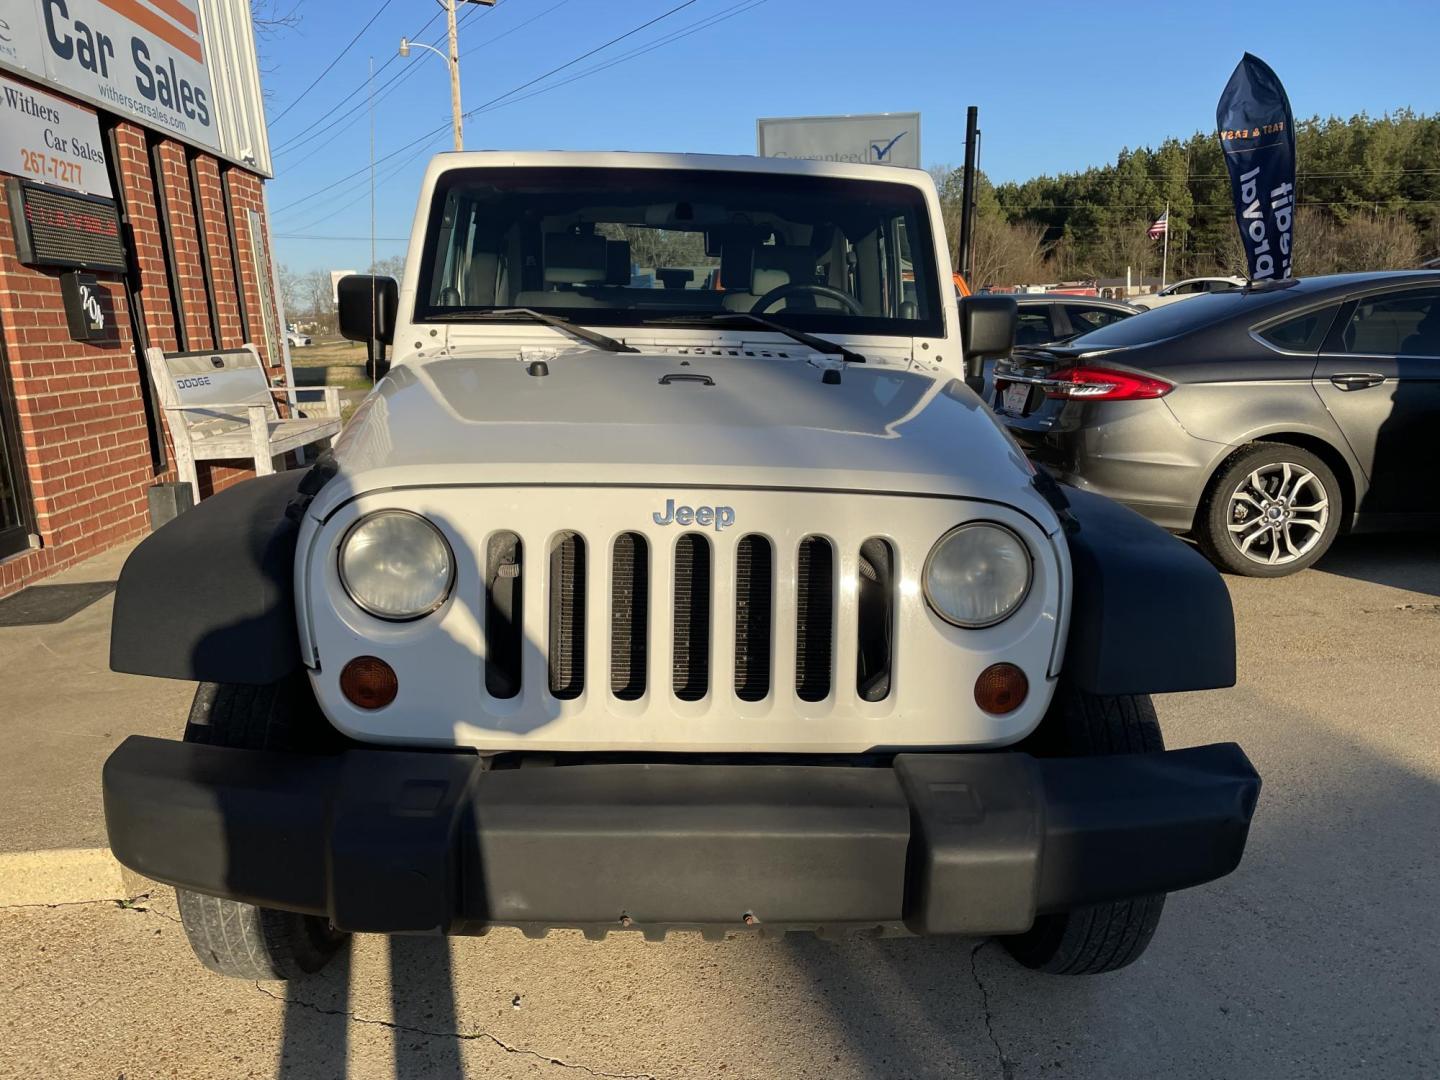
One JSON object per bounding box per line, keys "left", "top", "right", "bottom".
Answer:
{"left": 427, "top": 307, "right": 638, "bottom": 353}
{"left": 644, "top": 312, "right": 866, "bottom": 363}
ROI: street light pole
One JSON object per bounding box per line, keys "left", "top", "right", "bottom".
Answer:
{"left": 444, "top": 0, "right": 462, "bottom": 151}
{"left": 399, "top": 0, "right": 497, "bottom": 152}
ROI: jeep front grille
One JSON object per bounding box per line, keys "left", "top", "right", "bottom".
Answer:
{"left": 609, "top": 533, "right": 648, "bottom": 701}
{"left": 481, "top": 528, "right": 896, "bottom": 706}
{"left": 484, "top": 532, "right": 523, "bottom": 699}
{"left": 794, "top": 536, "right": 834, "bottom": 702}
{"left": 548, "top": 532, "right": 586, "bottom": 699}
{"left": 671, "top": 534, "right": 711, "bottom": 701}
{"left": 733, "top": 535, "right": 773, "bottom": 702}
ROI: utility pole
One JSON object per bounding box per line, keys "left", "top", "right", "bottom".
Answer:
{"left": 401, "top": 0, "right": 496, "bottom": 152}
{"left": 445, "top": 0, "right": 463, "bottom": 151}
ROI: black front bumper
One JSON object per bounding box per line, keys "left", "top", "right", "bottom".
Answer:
{"left": 103, "top": 737, "right": 1260, "bottom": 936}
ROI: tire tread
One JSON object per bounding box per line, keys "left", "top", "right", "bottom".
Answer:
{"left": 175, "top": 676, "right": 347, "bottom": 981}
{"left": 1001, "top": 687, "right": 1167, "bottom": 975}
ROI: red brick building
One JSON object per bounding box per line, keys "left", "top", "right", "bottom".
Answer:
{"left": 0, "top": 0, "right": 280, "bottom": 598}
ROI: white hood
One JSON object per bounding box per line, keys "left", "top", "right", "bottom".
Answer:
{"left": 310, "top": 346, "right": 1055, "bottom": 525}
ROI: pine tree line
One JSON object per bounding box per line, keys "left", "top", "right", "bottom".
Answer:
{"left": 933, "top": 111, "right": 1440, "bottom": 286}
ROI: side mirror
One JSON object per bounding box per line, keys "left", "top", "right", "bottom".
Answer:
{"left": 959, "top": 295, "right": 1017, "bottom": 394}
{"left": 337, "top": 274, "right": 399, "bottom": 380}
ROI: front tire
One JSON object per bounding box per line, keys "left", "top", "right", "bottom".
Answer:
{"left": 176, "top": 675, "right": 348, "bottom": 981}
{"left": 1196, "top": 442, "right": 1341, "bottom": 577}
{"left": 1001, "top": 687, "right": 1166, "bottom": 975}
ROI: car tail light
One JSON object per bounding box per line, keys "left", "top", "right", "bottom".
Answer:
{"left": 1042, "top": 365, "right": 1173, "bottom": 401}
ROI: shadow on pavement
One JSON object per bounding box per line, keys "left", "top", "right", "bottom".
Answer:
{"left": 252, "top": 698, "right": 1439, "bottom": 1079}
{"left": 1312, "top": 533, "right": 1440, "bottom": 596}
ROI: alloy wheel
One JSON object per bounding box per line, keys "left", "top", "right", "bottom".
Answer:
{"left": 1225, "top": 461, "right": 1330, "bottom": 567}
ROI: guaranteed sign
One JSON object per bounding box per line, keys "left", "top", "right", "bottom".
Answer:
{"left": 0, "top": 71, "right": 109, "bottom": 194}
{"left": 0, "top": 0, "right": 218, "bottom": 151}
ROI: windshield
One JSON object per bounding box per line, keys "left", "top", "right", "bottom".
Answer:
{"left": 416, "top": 167, "right": 942, "bottom": 337}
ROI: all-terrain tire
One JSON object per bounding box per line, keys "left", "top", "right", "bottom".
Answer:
{"left": 176, "top": 674, "right": 348, "bottom": 981}
{"left": 1195, "top": 442, "right": 1342, "bottom": 578}
{"left": 1000, "top": 685, "right": 1166, "bottom": 975}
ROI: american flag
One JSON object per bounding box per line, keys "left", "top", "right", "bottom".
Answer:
{"left": 1147, "top": 210, "right": 1169, "bottom": 239}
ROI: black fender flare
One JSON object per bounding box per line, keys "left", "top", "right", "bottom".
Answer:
{"left": 110, "top": 472, "right": 308, "bottom": 685}
{"left": 1058, "top": 483, "right": 1236, "bottom": 696}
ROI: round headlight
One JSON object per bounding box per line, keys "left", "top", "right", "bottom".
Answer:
{"left": 339, "top": 511, "right": 455, "bottom": 621}
{"left": 923, "top": 523, "right": 1032, "bottom": 628}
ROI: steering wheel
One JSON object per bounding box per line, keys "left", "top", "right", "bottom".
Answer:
{"left": 751, "top": 282, "right": 863, "bottom": 316}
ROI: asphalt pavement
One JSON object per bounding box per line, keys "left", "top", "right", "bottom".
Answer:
{"left": 1, "top": 533, "right": 1437, "bottom": 1079}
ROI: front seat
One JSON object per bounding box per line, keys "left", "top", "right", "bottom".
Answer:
{"left": 722, "top": 246, "right": 820, "bottom": 312}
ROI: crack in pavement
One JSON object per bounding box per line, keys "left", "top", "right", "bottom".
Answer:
{"left": 1, "top": 896, "right": 147, "bottom": 912}
{"left": 254, "top": 983, "right": 659, "bottom": 1079}
{"left": 1, "top": 893, "right": 184, "bottom": 928}
{"left": 970, "top": 942, "right": 1015, "bottom": 1080}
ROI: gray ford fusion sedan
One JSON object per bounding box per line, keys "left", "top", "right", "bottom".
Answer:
{"left": 991, "top": 271, "right": 1440, "bottom": 577}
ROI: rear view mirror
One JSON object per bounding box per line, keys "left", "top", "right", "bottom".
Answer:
{"left": 959, "top": 296, "right": 1017, "bottom": 393}
{"left": 337, "top": 274, "right": 399, "bottom": 380}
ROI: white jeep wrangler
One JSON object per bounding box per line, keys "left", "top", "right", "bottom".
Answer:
{"left": 105, "top": 152, "right": 1259, "bottom": 980}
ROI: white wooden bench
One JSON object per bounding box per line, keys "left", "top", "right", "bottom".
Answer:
{"left": 146, "top": 345, "right": 342, "bottom": 502}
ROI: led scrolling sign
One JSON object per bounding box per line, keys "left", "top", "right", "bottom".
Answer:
{"left": 4, "top": 176, "right": 126, "bottom": 272}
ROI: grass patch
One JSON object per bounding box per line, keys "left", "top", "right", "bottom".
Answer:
{"left": 290, "top": 335, "right": 367, "bottom": 367}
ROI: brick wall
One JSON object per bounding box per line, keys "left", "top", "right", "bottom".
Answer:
{"left": 152, "top": 139, "right": 215, "bottom": 352}
{"left": 0, "top": 205, "right": 167, "bottom": 596}
{"left": 0, "top": 88, "right": 281, "bottom": 599}
{"left": 192, "top": 155, "right": 244, "bottom": 350}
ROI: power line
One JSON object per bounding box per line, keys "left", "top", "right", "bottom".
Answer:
{"left": 993, "top": 168, "right": 1440, "bottom": 187}
{"left": 283, "top": 137, "right": 441, "bottom": 233}
{"left": 1000, "top": 198, "right": 1440, "bottom": 211}
{"left": 272, "top": 0, "right": 498, "bottom": 154}
{"left": 275, "top": 234, "right": 413, "bottom": 241}
{"left": 272, "top": 0, "right": 706, "bottom": 217}
{"left": 283, "top": 0, "right": 762, "bottom": 219}
{"left": 272, "top": 0, "right": 532, "bottom": 162}
{"left": 269, "top": 0, "right": 398, "bottom": 125}
{"left": 458, "top": 0, "right": 704, "bottom": 121}
{"left": 288, "top": 0, "right": 764, "bottom": 223}
{"left": 271, "top": 10, "right": 446, "bottom": 153}
{"left": 466, "top": 0, "right": 766, "bottom": 118}
{"left": 461, "top": 0, "right": 575, "bottom": 59}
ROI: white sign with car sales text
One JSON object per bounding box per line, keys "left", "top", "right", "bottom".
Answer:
{"left": 0, "top": 71, "right": 109, "bottom": 195}
{"left": 0, "top": 0, "right": 218, "bottom": 152}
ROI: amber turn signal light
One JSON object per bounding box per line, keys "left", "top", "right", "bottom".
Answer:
{"left": 340, "top": 656, "right": 398, "bottom": 710}
{"left": 974, "top": 663, "right": 1028, "bottom": 715}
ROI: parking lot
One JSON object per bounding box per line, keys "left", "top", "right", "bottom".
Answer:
{"left": 2, "top": 533, "right": 1436, "bottom": 1079}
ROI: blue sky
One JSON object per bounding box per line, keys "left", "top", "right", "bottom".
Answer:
{"left": 259, "top": 0, "right": 1440, "bottom": 273}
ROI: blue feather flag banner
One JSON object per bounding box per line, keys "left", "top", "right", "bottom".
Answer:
{"left": 1216, "top": 54, "right": 1297, "bottom": 280}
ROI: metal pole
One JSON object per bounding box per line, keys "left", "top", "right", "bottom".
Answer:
{"left": 1160, "top": 201, "right": 1170, "bottom": 290}
{"left": 968, "top": 127, "right": 982, "bottom": 284}
{"left": 369, "top": 56, "right": 376, "bottom": 284}
{"left": 446, "top": 0, "right": 463, "bottom": 151}
{"left": 957, "top": 106, "right": 978, "bottom": 285}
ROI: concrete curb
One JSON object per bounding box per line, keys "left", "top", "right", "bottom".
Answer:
{"left": 0, "top": 848, "right": 154, "bottom": 907}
